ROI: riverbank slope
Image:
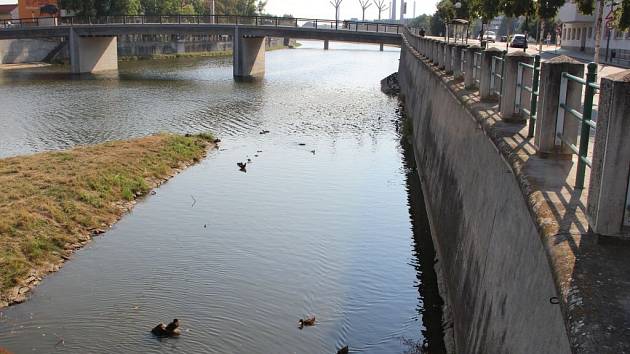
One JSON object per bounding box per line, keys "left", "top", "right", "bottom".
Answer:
{"left": 0, "top": 133, "right": 215, "bottom": 307}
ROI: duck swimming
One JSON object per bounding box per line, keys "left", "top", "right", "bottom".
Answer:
{"left": 298, "top": 316, "right": 316, "bottom": 329}
{"left": 151, "top": 319, "right": 181, "bottom": 337}
{"left": 337, "top": 346, "right": 349, "bottom": 354}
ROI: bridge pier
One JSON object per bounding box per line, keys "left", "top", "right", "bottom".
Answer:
{"left": 68, "top": 29, "right": 118, "bottom": 74}
{"left": 233, "top": 30, "right": 266, "bottom": 80}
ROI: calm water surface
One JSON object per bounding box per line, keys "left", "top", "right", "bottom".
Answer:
{"left": 0, "top": 41, "right": 444, "bottom": 353}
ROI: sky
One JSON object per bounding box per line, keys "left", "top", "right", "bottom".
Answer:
{"left": 265, "top": 0, "right": 439, "bottom": 19}
{"left": 0, "top": 0, "right": 440, "bottom": 19}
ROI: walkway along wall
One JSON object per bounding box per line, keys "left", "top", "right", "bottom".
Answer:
{"left": 397, "top": 38, "right": 573, "bottom": 353}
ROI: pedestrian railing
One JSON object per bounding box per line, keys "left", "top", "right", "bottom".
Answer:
{"left": 460, "top": 48, "right": 466, "bottom": 75}
{"left": 473, "top": 51, "right": 482, "bottom": 86}
{"left": 555, "top": 63, "right": 599, "bottom": 189}
{"left": 515, "top": 55, "right": 541, "bottom": 137}
{"left": 490, "top": 52, "right": 506, "bottom": 104}
{"left": 2, "top": 15, "right": 402, "bottom": 34}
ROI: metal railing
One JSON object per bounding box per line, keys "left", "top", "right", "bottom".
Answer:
{"left": 490, "top": 52, "right": 506, "bottom": 104}
{"left": 515, "top": 55, "right": 541, "bottom": 137}
{"left": 555, "top": 62, "right": 599, "bottom": 189}
{"left": 1, "top": 15, "right": 402, "bottom": 34}
{"left": 473, "top": 51, "right": 482, "bottom": 86}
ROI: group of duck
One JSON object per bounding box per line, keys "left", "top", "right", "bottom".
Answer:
{"left": 152, "top": 317, "right": 349, "bottom": 353}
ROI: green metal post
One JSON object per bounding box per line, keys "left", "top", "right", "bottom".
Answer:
{"left": 576, "top": 62, "right": 598, "bottom": 189}
{"left": 528, "top": 55, "right": 541, "bottom": 138}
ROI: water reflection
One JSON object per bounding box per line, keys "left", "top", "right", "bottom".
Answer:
{"left": 0, "top": 41, "right": 444, "bottom": 353}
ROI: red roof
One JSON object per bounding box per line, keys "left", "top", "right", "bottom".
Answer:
{"left": 0, "top": 4, "right": 17, "bottom": 15}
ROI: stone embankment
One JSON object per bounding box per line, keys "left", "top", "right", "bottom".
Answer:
{"left": 399, "top": 28, "right": 630, "bottom": 353}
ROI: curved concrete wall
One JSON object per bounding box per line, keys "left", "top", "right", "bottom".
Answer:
{"left": 398, "top": 43, "right": 572, "bottom": 353}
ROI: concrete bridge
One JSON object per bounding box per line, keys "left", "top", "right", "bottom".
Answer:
{"left": 0, "top": 15, "right": 402, "bottom": 79}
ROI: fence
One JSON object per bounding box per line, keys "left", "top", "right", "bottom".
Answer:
{"left": 1, "top": 15, "right": 402, "bottom": 34}
{"left": 403, "top": 28, "right": 630, "bottom": 236}
{"left": 490, "top": 52, "right": 506, "bottom": 104}
{"left": 555, "top": 63, "right": 599, "bottom": 189}
{"left": 515, "top": 55, "right": 541, "bottom": 137}
{"left": 460, "top": 49, "right": 466, "bottom": 75}
{"left": 473, "top": 51, "right": 482, "bottom": 86}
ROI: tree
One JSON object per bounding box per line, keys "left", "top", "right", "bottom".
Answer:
{"left": 109, "top": 0, "right": 142, "bottom": 14}
{"left": 470, "top": 0, "right": 500, "bottom": 40}
{"left": 409, "top": 14, "right": 432, "bottom": 29}
{"left": 374, "top": 0, "right": 389, "bottom": 20}
{"left": 215, "top": 0, "right": 260, "bottom": 15}
{"left": 436, "top": 0, "right": 456, "bottom": 39}
{"left": 358, "top": 0, "right": 372, "bottom": 21}
{"left": 430, "top": 10, "right": 446, "bottom": 35}
{"left": 61, "top": 0, "right": 142, "bottom": 15}
{"left": 330, "top": 0, "right": 343, "bottom": 26}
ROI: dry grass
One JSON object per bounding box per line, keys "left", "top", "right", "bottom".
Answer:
{"left": 0, "top": 133, "right": 214, "bottom": 299}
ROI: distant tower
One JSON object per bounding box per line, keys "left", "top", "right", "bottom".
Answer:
{"left": 400, "top": 1, "right": 405, "bottom": 21}
{"left": 391, "top": 0, "right": 396, "bottom": 20}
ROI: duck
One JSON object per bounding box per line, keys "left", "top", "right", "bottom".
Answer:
{"left": 298, "top": 315, "right": 316, "bottom": 329}
{"left": 237, "top": 162, "right": 247, "bottom": 172}
{"left": 151, "top": 319, "right": 181, "bottom": 337}
{"left": 337, "top": 346, "right": 349, "bottom": 354}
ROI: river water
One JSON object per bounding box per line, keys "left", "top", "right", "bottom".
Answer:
{"left": 0, "top": 41, "right": 444, "bottom": 353}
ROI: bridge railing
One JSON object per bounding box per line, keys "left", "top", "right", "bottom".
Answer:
{"left": 401, "top": 28, "right": 630, "bottom": 237}
{"left": 2, "top": 15, "right": 402, "bottom": 34}
{"left": 515, "top": 55, "right": 541, "bottom": 137}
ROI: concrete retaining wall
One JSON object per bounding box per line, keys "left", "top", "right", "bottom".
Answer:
{"left": 398, "top": 41, "right": 572, "bottom": 353}
{"left": 0, "top": 38, "right": 61, "bottom": 63}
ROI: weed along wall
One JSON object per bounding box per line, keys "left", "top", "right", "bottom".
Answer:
{"left": 397, "top": 42, "right": 572, "bottom": 352}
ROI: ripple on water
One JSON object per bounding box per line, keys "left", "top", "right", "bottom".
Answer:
{"left": 0, "top": 42, "right": 445, "bottom": 353}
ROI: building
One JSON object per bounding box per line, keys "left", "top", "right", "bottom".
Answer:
{"left": 17, "top": 0, "right": 58, "bottom": 19}
{"left": 558, "top": 1, "right": 630, "bottom": 55}
{"left": 0, "top": 4, "right": 17, "bottom": 20}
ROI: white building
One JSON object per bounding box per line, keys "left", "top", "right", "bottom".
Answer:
{"left": 558, "top": 1, "right": 630, "bottom": 57}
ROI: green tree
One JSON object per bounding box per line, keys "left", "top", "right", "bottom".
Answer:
{"left": 215, "top": 0, "right": 260, "bottom": 15}
{"left": 109, "top": 0, "right": 142, "bottom": 14}
{"left": 409, "top": 14, "right": 432, "bottom": 29}
{"left": 430, "top": 10, "right": 446, "bottom": 35}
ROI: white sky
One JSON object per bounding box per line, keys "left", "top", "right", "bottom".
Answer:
{"left": 265, "top": 0, "right": 438, "bottom": 19}
{"left": 0, "top": 0, "right": 439, "bottom": 18}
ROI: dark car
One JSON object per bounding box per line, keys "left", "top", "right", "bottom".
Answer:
{"left": 510, "top": 34, "right": 528, "bottom": 48}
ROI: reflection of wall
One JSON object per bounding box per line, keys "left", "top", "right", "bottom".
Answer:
{"left": 18, "top": 0, "right": 58, "bottom": 19}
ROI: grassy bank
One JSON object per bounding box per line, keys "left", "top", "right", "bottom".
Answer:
{"left": 0, "top": 133, "right": 215, "bottom": 305}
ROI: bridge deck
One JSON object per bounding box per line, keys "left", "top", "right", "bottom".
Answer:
{"left": 0, "top": 16, "right": 402, "bottom": 45}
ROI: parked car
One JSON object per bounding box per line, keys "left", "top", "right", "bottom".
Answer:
{"left": 500, "top": 35, "right": 508, "bottom": 42}
{"left": 484, "top": 31, "right": 497, "bottom": 42}
{"left": 510, "top": 34, "right": 528, "bottom": 48}
{"left": 477, "top": 31, "right": 496, "bottom": 43}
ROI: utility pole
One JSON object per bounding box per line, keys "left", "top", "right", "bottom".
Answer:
{"left": 593, "top": 0, "right": 605, "bottom": 64}
{"left": 391, "top": 0, "right": 396, "bottom": 20}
